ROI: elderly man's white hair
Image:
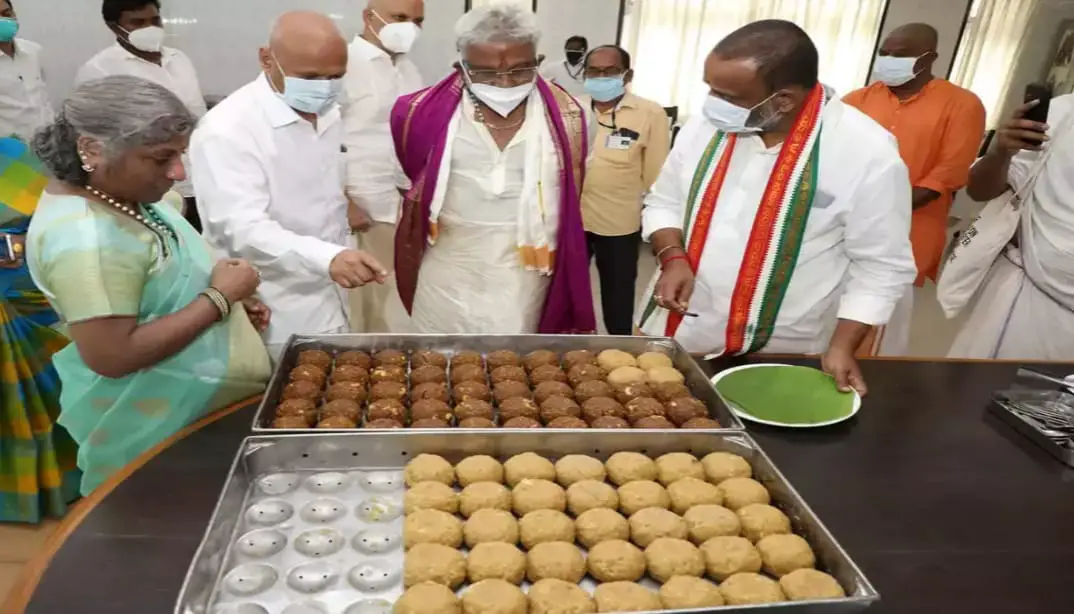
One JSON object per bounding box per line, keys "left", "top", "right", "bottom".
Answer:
{"left": 455, "top": 2, "right": 540, "bottom": 51}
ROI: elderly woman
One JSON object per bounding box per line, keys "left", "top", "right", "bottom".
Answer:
{"left": 26, "top": 75, "right": 272, "bottom": 495}
{"left": 388, "top": 3, "right": 595, "bottom": 335}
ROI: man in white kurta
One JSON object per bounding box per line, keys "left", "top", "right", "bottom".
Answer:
{"left": 947, "top": 94, "right": 1074, "bottom": 359}
{"left": 191, "top": 12, "right": 385, "bottom": 360}
{"left": 341, "top": 0, "right": 424, "bottom": 333}
{"left": 638, "top": 20, "right": 916, "bottom": 394}
{"left": 0, "top": 1, "right": 53, "bottom": 143}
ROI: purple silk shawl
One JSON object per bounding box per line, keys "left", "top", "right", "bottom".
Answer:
{"left": 390, "top": 73, "right": 596, "bottom": 334}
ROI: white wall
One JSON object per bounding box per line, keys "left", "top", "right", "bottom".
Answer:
{"left": 876, "top": 0, "right": 972, "bottom": 78}
{"left": 536, "top": 0, "right": 620, "bottom": 60}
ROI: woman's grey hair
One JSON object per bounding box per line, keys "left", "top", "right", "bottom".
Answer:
{"left": 455, "top": 2, "right": 540, "bottom": 52}
{"left": 32, "top": 75, "right": 197, "bottom": 184}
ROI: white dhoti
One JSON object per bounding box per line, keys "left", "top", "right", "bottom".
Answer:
{"left": 348, "top": 222, "right": 397, "bottom": 333}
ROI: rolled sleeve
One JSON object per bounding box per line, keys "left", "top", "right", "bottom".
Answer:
{"left": 837, "top": 156, "right": 917, "bottom": 325}
{"left": 916, "top": 93, "right": 986, "bottom": 196}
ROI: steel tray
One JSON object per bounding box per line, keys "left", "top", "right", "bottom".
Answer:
{"left": 989, "top": 393, "right": 1074, "bottom": 468}
{"left": 177, "top": 431, "right": 878, "bottom": 614}
{"left": 251, "top": 334, "right": 745, "bottom": 432}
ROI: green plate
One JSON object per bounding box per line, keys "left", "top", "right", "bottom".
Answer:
{"left": 710, "top": 363, "right": 860, "bottom": 427}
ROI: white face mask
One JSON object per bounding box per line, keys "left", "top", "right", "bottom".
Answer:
{"left": 462, "top": 66, "right": 534, "bottom": 117}
{"left": 702, "top": 92, "right": 778, "bottom": 134}
{"left": 272, "top": 53, "right": 343, "bottom": 115}
{"left": 872, "top": 54, "right": 922, "bottom": 87}
{"left": 372, "top": 10, "right": 420, "bottom": 54}
{"left": 123, "top": 25, "right": 166, "bottom": 53}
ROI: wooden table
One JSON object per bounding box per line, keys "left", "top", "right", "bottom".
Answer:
{"left": 6, "top": 360, "right": 1074, "bottom": 614}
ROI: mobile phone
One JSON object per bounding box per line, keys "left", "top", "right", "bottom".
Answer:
{"left": 1024, "top": 83, "right": 1052, "bottom": 126}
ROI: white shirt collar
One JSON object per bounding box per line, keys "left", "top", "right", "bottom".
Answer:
{"left": 352, "top": 35, "right": 391, "bottom": 62}
{"left": 112, "top": 42, "right": 179, "bottom": 64}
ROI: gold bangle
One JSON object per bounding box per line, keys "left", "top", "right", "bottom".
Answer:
{"left": 200, "top": 288, "right": 230, "bottom": 321}
{"left": 655, "top": 244, "right": 684, "bottom": 260}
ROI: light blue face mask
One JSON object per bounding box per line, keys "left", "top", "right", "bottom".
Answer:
{"left": 585, "top": 76, "right": 626, "bottom": 103}
{"left": 273, "top": 54, "right": 342, "bottom": 115}
{"left": 0, "top": 17, "right": 19, "bottom": 43}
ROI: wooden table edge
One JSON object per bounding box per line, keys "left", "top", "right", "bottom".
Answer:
{"left": 0, "top": 395, "right": 262, "bottom": 614}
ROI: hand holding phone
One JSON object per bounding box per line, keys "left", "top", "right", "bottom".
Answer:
{"left": 1023, "top": 83, "right": 1052, "bottom": 125}
{"left": 995, "top": 83, "right": 1053, "bottom": 153}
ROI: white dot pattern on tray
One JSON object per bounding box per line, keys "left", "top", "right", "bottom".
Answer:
{"left": 211, "top": 470, "right": 405, "bottom": 614}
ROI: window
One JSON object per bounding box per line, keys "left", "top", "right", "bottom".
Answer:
{"left": 621, "top": 0, "right": 888, "bottom": 115}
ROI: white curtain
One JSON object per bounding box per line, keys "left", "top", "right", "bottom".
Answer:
{"left": 621, "top": 0, "right": 887, "bottom": 116}
{"left": 949, "top": 0, "right": 1040, "bottom": 127}
{"left": 469, "top": 0, "right": 537, "bottom": 9}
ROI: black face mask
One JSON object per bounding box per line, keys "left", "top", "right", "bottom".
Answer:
{"left": 565, "top": 50, "right": 585, "bottom": 65}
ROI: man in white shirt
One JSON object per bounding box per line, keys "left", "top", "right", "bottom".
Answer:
{"left": 539, "top": 35, "right": 587, "bottom": 98}
{"left": 637, "top": 20, "right": 916, "bottom": 395}
{"left": 191, "top": 11, "right": 387, "bottom": 360}
{"left": 947, "top": 94, "right": 1074, "bottom": 359}
{"left": 77, "top": 0, "right": 207, "bottom": 230}
{"left": 341, "top": 0, "right": 424, "bottom": 333}
{"left": 0, "top": 0, "right": 53, "bottom": 143}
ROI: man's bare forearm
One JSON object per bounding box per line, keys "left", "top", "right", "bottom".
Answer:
{"left": 650, "top": 228, "right": 685, "bottom": 260}
{"left": 828, "top": 319, "right": 871, "bottom": 354}
{"left": 911, "top": 187, "right": 941, "bottom": 210}
{"left": 966, "top": 148, "right": 1015, "bottom": 202}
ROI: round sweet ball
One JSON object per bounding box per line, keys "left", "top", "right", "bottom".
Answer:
{"left": 502, "top": 417, "right": 541, "bottom": 428}
{"left": 628, "top": 507, "right": 687, "bottom": 548}
{"left": 625, "top": 397, "right": 666, "bottom": 424}
{"left": 451, "top": 350, "right": 485, "bottom": 368}
{"left": 683, "top": 504, "right": 742, "bottom": 544}
{"left": 652, "top": 381, "right": 691, "bottom": 403}
{"left": 503, "top": 452, "right": 556, "bottom": 486}
{"left": 572, "top": 381, "right": 612, "bottom": 406}
{"left": 490, "top": 365, "right": 528, "bottom": 385}
{"left": 396, "top": 581, "right": 461, "bottom": 614}
{"left": 757, "top": 533, "right": 816, "bottom": 577}
{"left": 373, "top": 349, "right": 408, "bottom": 367}
{"left": 591, "top": 416, "right": 631, "bottom": 429}
{"left": 411, "top": 399, "right": 453, "bottom": 423}
{"left": 701, "top": 452, "right": 753, "bottom": 485}
{"left": 326, "top": 381, "right": 367, "bottom": 403}
{"left": 405, "top": 481, "right": 459, "bottom": 515}
{"left": 455, "top": 455, "right": 504, "bottom": 487}
{"left": 464, "top": 509, "right": 519, "bottom": 548}
{"left": 322, "top": 399, "right": 361, "bottom": 422}
{"left": 519, "top": 509, "right": 575, "bottom": 550}
{"left": 370, "top": 381, "right": 407, "bottom": 402}
{"left": 405, "top": 453, "right": 455, "bottom": 487}
{"left": 658, "top": 576, "right": 724, "bottom": 609}
{"left": 452, "top": 364, "right": 487, "bottom": 385}
{"left": 655, "top": 452, "right": 705, "bottom": 486}
{"left": 372, "top": 364, "right": 407, "bottom": 384}
{"left": 779, "top": 568, "right": 846, "bottom": 601}
{"left": 297, "top": 349, "right": 333, "bottom": 370}
{"left": 647, "top": 366, "right": 686, "bottom": 385}
{"left": 404, "top": 509, "right": 464, "bottom": 550}
{"left": 493, "top": 381, "right": 533, "bottom": 405}
{"left": 523, "top": 349, "right": 560, "bottom": 372}
{"left": 592, "top": 582, "right": 661, "bottom": 613}
{"left": 699, "top": 535, "right": 762, "bottom": 581}
{"left": 412, "top": 417, "right": 451, "bottom": 429}
{"left": 456, "top": 399, "right": 495, "bottom": 422}
{"left": 411, "top": 365, "right": 448, "bottom": 385}
{"left": 498, "top": 397, "right": 540, "bottom": 422}
{"left": 587, "top": 539, "right": 646, "bottom": 582}
{"left": 597, "top": 349, "right": 637, "bottom": 371}
{"left": 717, "top": 477, "right": 771, "bottom": 511}
{"left": 634, "top": 416, "right": 676, "bottom": 429}
{"left": 455, "top": 381, "right": 492, "bottom": 403}
{"left": 581, "top": 398, "right": 627, "bottom": 423}
{"left": 512, "top": 478, "right": 566, "bottom": 516}
{"left": 412, "top": 349, "right": 449, "bottom": 369}
{"left": 554, "top": 455, "right": 606, "bottom": 486}
{"left": 404, "top": 543, "right": 466, "bottom": 588}
{"left": 614, "top": 382, "right": 653, "bottom": 405}
{"left": 533, "top": 381, "right": 574, "bottom": 405}
{"left": 666, "top": 397, "right": 708, "bottom": 426}
{"left": 460, "top": 418, "right": 496, "bottom": 429}
{"left": 562, "top": 349, "right": 597, "bottom": 368}
{"left": 719, "top": 572, "right": 786, "bottom": 605}
{"left": 644, "top": 537, "right": 704, "bottom": 582}
{"left": 548, "top": 417, "right": 588, "bottom": 429}
{"left": 540, "top": 396, "right": 581, "bottom": 424}
{"left": 317, "top": 415, "right": 357, "bottom": 429}
{"left": 467, "top": 542, "right": 526, "bottom": 584}
{"left": 412, "top": 382, "right": 450, "bottom": 403}
{"left": 607, "top": 366, "right": 648, "bottom": 388}
{"left": 282, "top": 380, "right": 321, "bottom": 401}
{"left": 575, "top": 508, "right": 630, "bottom": 548}
{"left": 528, "top": 579, "right": 596, "bottom": 614}
{"left": 365, "top": 418, "right": 404, "bottom": 429}
{"left": 530, "top": 365, "right": 567, "bottom": 385}
{"left": 462, "top": 579, "right": 527, "bottom": 614}
{"left": 459, "top": 482, "right": 512, "bottom": 518}
{"left": 636, "top": 351, "right": 674, "bottom": 371}
{"left": 486, "top": 350, "right": 522, "bottom": 370}
{"left": 738, "top": 504, "right": 791, "bottom": 542}
{"left": 336, "top": 350, "right": 372, "bottom": 369}
{"left": 667, "top": 477, "right": 724, "bottom": 515}
{"left": 567, "top": 363, "right": 604, "bottom": 387}
{"left": 682, "top": 417, "right": 722, "bottom": 429}
{"left": 525, "top": 541, "right": 585, "bottom": 583}
{"left": 333, "top": 364, "right": 370, "bottom": 385}
{"left": 277, "top": 398, "right": 316, "bottom": 417}
{"left": 605, "top": 451, "right": 658, "bottom": 485}
{"left": 272, "top": 414, "right": 312, "bottom": 429}
{"left": 290, "top": 364, "right": 327, "bottom": 386}
{"left": 567, "top": 480, "right": 619, "bottom": 516}
{"left": 618, "top": 480, "right": 670, "bottom": 517}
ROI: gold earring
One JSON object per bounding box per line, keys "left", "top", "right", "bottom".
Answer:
{"left": 79, "top": 151, "right": 95, "bottom": 173}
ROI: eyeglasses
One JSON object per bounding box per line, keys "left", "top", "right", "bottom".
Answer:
{"left": 464, "top": 63, "right": 538, "bottom": 86}
{"left": 583, "top": 67, "right": 625, "bottom": 79}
